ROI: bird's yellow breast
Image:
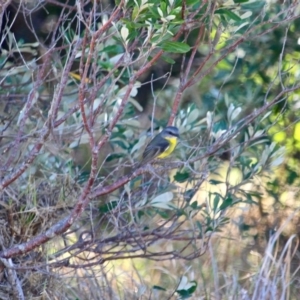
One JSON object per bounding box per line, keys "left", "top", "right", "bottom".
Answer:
{"left": 157, "top": 137, "right": 178, "bottom": 159}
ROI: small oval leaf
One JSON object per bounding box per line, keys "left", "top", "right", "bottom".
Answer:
{"left": 160, "top": 41, "right": 191, "bottom": 53}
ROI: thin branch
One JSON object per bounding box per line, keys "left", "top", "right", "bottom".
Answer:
{"left": 0, "top": 258, "right": 24, "bottom": 300}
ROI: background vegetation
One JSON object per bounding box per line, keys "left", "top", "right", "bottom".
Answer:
{"left": 0, "top": 0, "right": 300, "bottom": 299}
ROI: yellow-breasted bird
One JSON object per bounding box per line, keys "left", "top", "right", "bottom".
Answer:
{"left": 139, "top": 126, "right": 179, "bottom": 166}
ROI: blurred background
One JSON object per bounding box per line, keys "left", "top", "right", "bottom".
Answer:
{"left": 1, "top": 0, "right": 300, "bottom": 299}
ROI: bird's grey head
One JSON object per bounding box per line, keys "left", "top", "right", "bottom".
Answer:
{"left": 162, "top": 126, "right": 179, "bottom": 138}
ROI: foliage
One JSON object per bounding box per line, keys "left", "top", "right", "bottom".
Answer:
{"left": 0, "top": 0, "right": 300, "bottom": 298}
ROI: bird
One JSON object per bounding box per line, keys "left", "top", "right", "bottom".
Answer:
{"left": 139, "top": 126, "right": 179, "bottom": 166}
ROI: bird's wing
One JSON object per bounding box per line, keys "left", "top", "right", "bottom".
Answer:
{"left": 142, "top": 136, "right": 169, "bottom": 165}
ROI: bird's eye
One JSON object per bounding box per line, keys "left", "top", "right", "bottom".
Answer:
{"left": 169, "top": 130, "right": 177, "bottom": 136}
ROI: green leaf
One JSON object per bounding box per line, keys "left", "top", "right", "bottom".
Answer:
{"left": 138, "top": 210, "right": 145, "bottom": 219}
{"left": 105, "top": 153, "right": 125, "bottom": 162}
{"left": 176, "top": 208, "right": 186, "bottom": 217}
{"left": 174, "top": 171, "right": 190, "bottom": 183}
{"left": 177, "top": 278, "right": 197, "bottom": 298}
{"left": 215, "top": 9, "right": 242, "bottom": 22}
{"left": 245, "top": 193, "right": 259, "bottom": 205}
{"left": 241, "top": 1, "right": 266, "bottom": 9}
{"left": 205, "top": 226, "right": 214, "bottom": 233}
{"left": 77, "top": 171, "right": 90, "bottom": 184}
{"left": 153, "top": 285, "right": 167, "bottom": 291}
{"left": 183, "top": 189, "right": 196, "bottom": 202}
{"left": 161, "top": 55, "right": 176, "bottom": 64}
{"left": 213, "top": 194, "right": 221, "bottom": 212}
{"left": 98, "top": 60, "right": 114, "bottom": 70}
{"left": 160, "top": 41, "right": 191, "bottom": 53}
{"left": 157, "top": 210, "right": 170, "bottom": 219}
{"left": 110, "top": 139, "right": 129, "bottom": 149}
{"left": 102, "top": 44, "right": 123, "bottom": 55}
{"left": 219, "top": 196, "right": 233, "bottom": 210}
{"left": 240, "top": 223, "right": 252, "bottom": 232}
{"left": 286, "top": 168, "right": 298, "bottom": 185}
{"left": 190, "top": 201, "right": 198, "bottom": 209}
{"left": 209, "top": 179, "right": 224, "bottom": 185}
{"left": 99, "top": 201, "right": 118, "bottom": 213}
{"left": 196, "top": 221, "right": 203, "bottom": 237}
{"left": 186, "top": 0, "right": 201, "bottom": 5}
{"left": 187, "top": 281, "right": 197, "bottom": 294}
{"left": 150, "top": 192, "right": 174, "bottom": 209}
{"left": 233, "top": 0, "right": 249, "bottom": 3}
{"left": 160, "top": 2, "right": 167, "bottom": 13}
{"left": 212, "top": 119, "right": 227, "bottom": 133}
